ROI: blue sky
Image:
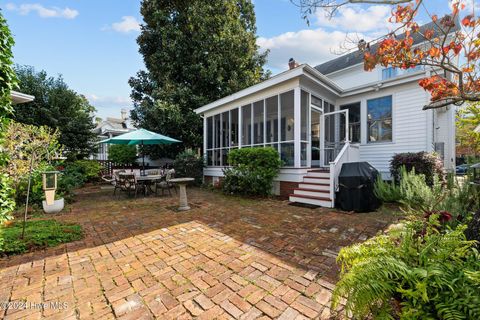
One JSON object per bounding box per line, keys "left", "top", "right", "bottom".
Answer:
{"left": 2, "top": 0, "right": 452, "bottom": 120}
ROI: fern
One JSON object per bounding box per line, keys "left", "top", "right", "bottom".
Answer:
{"left": 332, "top": 220, "right": 480, "bottom": 319}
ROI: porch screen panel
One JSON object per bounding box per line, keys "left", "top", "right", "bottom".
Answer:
{"left": 221, "top": 112, "right": 229, "bottom": 148}
{"left": 241, "top": 105, "right": 252, "bottom": 146}
{"left": 312, "top": 95, "right": 323, "bottom": 109}
{"left": 280, "top": 91, "right": 294, "bottom": 141}
{"left": 214, "top": 114, "right": 221, "bottom": 149}
{"left": 253, "top": 100, "right": 264, "bottom": 144}
{"left": 300, "top": 90, "right": 309, "bottom": 142}
{"left": 266, "top": 96, "right": 278, "bottom": 143}
{"left": 280, "top": 90, "right": 294, "bottom": 166}
{"left": 207, "top": 117, "right": 213, "bottom": 149}
{"left": 230, "top": 108, "right": 239, "bottom": 147}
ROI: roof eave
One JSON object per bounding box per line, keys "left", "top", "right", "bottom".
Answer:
{"left": 194, "top": 64, "right": 343, "bottom": 115}
{"left": 11, "top": 91, "right": 35, "bottom": 105}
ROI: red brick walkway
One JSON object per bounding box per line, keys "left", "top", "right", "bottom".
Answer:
{"left": 0, "top": 187, "right": 396, "bottom": 319}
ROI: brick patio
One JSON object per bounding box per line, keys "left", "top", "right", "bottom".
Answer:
{"left": 0, "top": 186, "right": 397, "bottom": 319}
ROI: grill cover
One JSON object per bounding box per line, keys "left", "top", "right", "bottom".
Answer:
{"left": 337, "top": 162, "right": 380, "bottom": 212}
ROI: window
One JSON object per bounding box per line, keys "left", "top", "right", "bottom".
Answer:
{"left": 367, "top": 96, "right": 392, "bottom": 143}
{"left": 340, "top": 102, "right": 361, "bottom": 143}
{"left": 382, "top": 67, "right": 398, "bottom": 80}
{"left": 253, "top": 100, "right": 264, "bottom": 144}
{"left": 241, "top": 104, "right": 252, "bottom": 146}
{"left": 382, "top": 65, "right": 423, "bottom": 80}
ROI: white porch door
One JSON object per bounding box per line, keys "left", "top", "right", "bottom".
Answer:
{"left": 310, "top": 108, "right": 322, "bottom": 168}
{"left": 321, "top": 109, "right": 349, "bottom": 166}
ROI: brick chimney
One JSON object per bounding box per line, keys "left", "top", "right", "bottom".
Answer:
{"left": 121, "top": 108, "right": 128, "bottom": 121}
{"left": 288, "top": 58, "right": 298, "bottom": 70}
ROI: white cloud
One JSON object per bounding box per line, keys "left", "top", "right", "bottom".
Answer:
{"left": 316, "top": 5, "right": 392, "bottom": 33}
{"left": 86, "top": 94, "right": 132, "bottom": 106}
{"left": 105, "top": 16, "right": 141, "bottom": 34}
{"left": 258, "top": 28, "right": 368, "bottom": 71}
{"left": 6, "top": 3, "right": 79, "bottom": 19}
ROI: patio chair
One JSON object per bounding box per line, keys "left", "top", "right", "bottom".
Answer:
{"left": 115, "top": 173, "right": 145, "bottom": 197}
{"left": 155, "top": 169, "right": 177, "bottom": 196}
{"left": 112, "top": 170, "right": 126, "bottom": 195}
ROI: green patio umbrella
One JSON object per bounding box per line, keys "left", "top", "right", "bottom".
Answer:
{"left": 100, "top": 128, "right": 181, "bottom": 174}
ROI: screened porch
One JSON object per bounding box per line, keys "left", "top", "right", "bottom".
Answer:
{"left": 203, "top": 86, "right": 351, "bottom": 169}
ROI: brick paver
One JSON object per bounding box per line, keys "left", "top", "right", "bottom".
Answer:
{"left": 0, "top": 186, "right": 397, "bottom": 319}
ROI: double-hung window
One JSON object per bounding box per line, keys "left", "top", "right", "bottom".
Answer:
{"left": 367, "top": 96, "right": 392, "bottom": 143}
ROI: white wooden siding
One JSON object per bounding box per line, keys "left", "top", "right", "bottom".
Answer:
{"left": 338, "top": 82, "right": 431, "bottom": 177}
{"left": 326, "top": 65, "right": 381, "bottom": 90}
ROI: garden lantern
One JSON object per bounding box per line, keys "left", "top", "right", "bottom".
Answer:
{"left": 42, "top": 171, "right": 59, "bottom": 205}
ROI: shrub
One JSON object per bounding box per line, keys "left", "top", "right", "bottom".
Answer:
{"left": 373, "top": 176, "right": 401, "bottom": 203}
{"left": 0, "top": 173, "right": 15, "bottom": 223}
{"left": 390, "top": 152, "right": 445, "bottom": 186}
{"left": 398, "top": 167, "right": 443, "bottom": 211}
{"left": 332, "top": 216, "right": 480, "bottom": 319}
{"left": 108, "top": 144, "right": 138, "bottom": 164}
{"left": 173, "top": 150, "right": 204, "bottom": 186}
{"left": 374, "top": 166, "right": 443, "bottom": 211}
{"left": 66, "top": 160, "right": 102, "bottom": 182}
{"left": 222, "top": 147, "right": 282, "bottom": 196}
{"left": 0, "top": 220, "right": 82, "bottom": 255}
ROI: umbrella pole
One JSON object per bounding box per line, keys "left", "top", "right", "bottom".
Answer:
{"left": 142, "top": 141, "right": 145, "bottom": 175}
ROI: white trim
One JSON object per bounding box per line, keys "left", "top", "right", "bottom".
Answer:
{"left": 195, "top": 66, "right": 307, "bottom": 114}
{"left": 11, "top": 91, "right": 34, "bottom": 104}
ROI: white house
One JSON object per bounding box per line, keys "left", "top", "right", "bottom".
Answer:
{"left": 194, "top": 21, "right": 457, "bottom": 207}
{"left": 91, "top": 109, "right": 135, "bottom": 160}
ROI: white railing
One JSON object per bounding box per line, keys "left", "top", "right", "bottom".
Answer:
{"left": 328, "top": 142, "right": 360, "bottom": 203}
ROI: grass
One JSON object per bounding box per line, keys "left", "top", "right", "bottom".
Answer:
{"left": 0, "top": 220, "right": 83, "bottom": 256}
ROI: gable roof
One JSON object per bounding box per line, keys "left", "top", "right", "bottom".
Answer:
{"left": 315, "top": 17, "right": 460, "bottom": 75}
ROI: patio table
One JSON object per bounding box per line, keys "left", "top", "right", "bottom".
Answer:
{"left": 169, "top": 178, "right": 195, "bottom": 210}
{"left": 135, "top": 175, "right": 163, "bottom": 196}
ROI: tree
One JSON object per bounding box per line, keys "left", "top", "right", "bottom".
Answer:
{"left": 457, "top": 102, "right": 480, "bottom": 157}
{"left": 130, "top": 0, "right": 269, "bottom": 158}
{"left": 13, "top": 65, "right": 97, "bottom": 159}
{"left": 108, "top": 144, "right": 138, "bottom": 164}
{"left": 293, "top": 0, "right": 479, "bottom": 110}
{"left": 0, "top": 10, "right": 18, "bottom": 223}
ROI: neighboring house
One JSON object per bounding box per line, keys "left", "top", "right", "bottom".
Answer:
{"left": 91, "top": 109, "right": 135, "bottom": 160}
{"left": 194, "top": 20, "right": 458, "bottom": 208}
{"left": 11, "top": 90, "right": 34, "bottom": 105}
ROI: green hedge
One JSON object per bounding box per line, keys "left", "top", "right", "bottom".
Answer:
{"left": 222, "top": 147, "right": 282, "bottom": 196}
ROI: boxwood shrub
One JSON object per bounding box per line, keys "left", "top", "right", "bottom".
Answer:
{"left": 390, "top": 152, "right": 445, "bottom": 186}
{"left": 222, "top": 147, "right": 282, "bottom": 196}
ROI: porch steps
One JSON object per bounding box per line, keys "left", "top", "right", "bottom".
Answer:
{"left": 289, "top": 169, "right": 334, "bottom": 208}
